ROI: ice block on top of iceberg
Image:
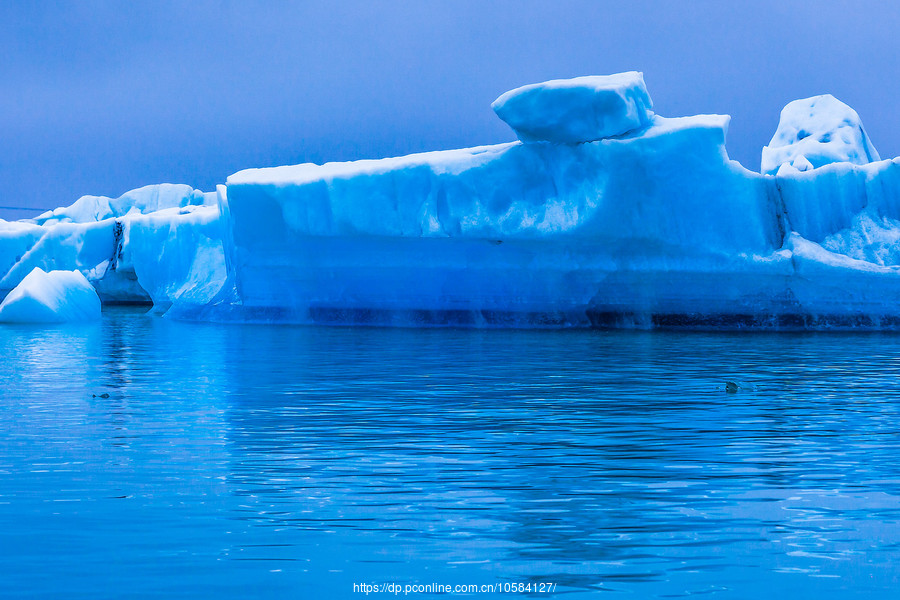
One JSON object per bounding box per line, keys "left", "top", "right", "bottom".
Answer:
{"left": 761, "top": 94, "right": 881, "bottom": 175}
{"left": 0, "top": 267, "right": 100, "bottom": 323}
{"left": 491, "top": 72, "right": 653, "bottom": 143}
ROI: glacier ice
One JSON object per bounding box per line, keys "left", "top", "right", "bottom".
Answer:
{"left": 0, "top": 184, "right": 226, "bottom": 315}
{"left": 491, "top": 72, "right": 653, "bottom": 143}
{"left": 761, "top": 94, "right": 881, "bottom": 175}
{"left": 4, "top": 72, "right": 900, "bottom": 329}
{"left": 0, "top": 267, "right": 100, "bottom": 323}
{"left": 127, "top": 202, "right": 227, "bottom": 312}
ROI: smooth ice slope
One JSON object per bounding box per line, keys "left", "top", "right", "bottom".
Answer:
{"left": 0, "top": 267, "right": 100, "bottom": 323}
{"left": 761, "top": 95, "right": 880, "bottom": 175}
{"left": 491, "top": 72, "right": 653, "bottom": 143}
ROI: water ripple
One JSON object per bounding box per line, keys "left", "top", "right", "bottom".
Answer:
{"left": 1, "top": 310, "right": 900, "bottom": 597}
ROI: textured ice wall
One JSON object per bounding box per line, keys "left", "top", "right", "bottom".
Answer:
{"left": 223, "top": 113, "right": 793, "bottom": 326}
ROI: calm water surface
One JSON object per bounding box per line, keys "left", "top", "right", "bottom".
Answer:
{"left": 2, "top": 307, "right": 900, "bottom": 598}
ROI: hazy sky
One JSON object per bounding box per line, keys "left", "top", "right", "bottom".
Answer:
{"left": 1, "top": 0, "right": 898, "bottom": 218}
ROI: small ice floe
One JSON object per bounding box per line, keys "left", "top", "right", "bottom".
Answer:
{"left": 0, "top": 267, "right": 101, "bottom": 323}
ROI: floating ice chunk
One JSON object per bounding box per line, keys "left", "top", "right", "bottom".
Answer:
{"left": 220, "top": 97, "right": 900, "bottom": 329}
{"left": 0, "top": 267, "right": 100, "bottom": 323}
{"left": 491, "top": 72, "right": 653, "bottom": 143}
{"left": 761, "top": 95, "right": 880, "bottom": 175}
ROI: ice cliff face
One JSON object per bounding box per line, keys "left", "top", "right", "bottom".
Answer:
{"left": 3, "top": 73, "right": 900, "bottom": 329}
{"left": 221, "top": 113, "right": 778, "bottom": 325}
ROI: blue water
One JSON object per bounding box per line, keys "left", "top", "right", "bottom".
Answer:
{"left": 2, "top": 308, "right": 900, "bottom": 598}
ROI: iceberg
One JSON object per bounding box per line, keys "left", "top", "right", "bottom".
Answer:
{"left": 0, "top": 184, "right": 226, "bottom": 315}
{"left": 0, "top": 267, "right": 100, "bottom": 323}
{"left": 761, "top": 94, "right": 881, "bottom": 175}
{"left": 213, "top": 73, "right": 900, "bottom": 329}
{"left": 491, "top": 72, "right": 653, "bottom": 143}
{"left": 222, "top": 112, "right": 782, "bottom": 326}
{"left": 5, "top": 72, "right": 900, "bottom": 330}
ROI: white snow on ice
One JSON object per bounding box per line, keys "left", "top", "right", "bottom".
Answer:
{"left": 0, "top": 267, "right": 100, "bottom": 323}
{"left": 761, "top": 94, "right": 881, "bottom": 175}
{"left": 491, "top": 72, "right": 653, "bottom": 144}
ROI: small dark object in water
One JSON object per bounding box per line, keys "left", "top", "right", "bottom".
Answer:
{"left": 92, "top": 393, "right": 110, "bottom": 398}
{"left": 725, "top": 381, "right": 758, "bottom": 393}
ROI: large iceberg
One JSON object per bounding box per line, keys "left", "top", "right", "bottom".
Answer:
{"left": 0, "top": 267, "right": 100, "bottom": 323}
{"left": 212, "top": 73, "right": 900, "bottom": 329}
{"left": 221, "top": 113, "right": 780, "bottom": 326}
{"left": 5, "top": 72, "right": 900, "bottom": 330}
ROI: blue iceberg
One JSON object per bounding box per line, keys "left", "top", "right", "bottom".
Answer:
{"left": 212, "top": 74, "right": 899, "bottom": 328}
{"left": 4, "top": 72, "right": 900, "bottom": 329}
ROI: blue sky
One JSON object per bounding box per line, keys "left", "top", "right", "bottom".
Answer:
{"left": 1, "top": 0, "right": 898, "bottom": 217}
